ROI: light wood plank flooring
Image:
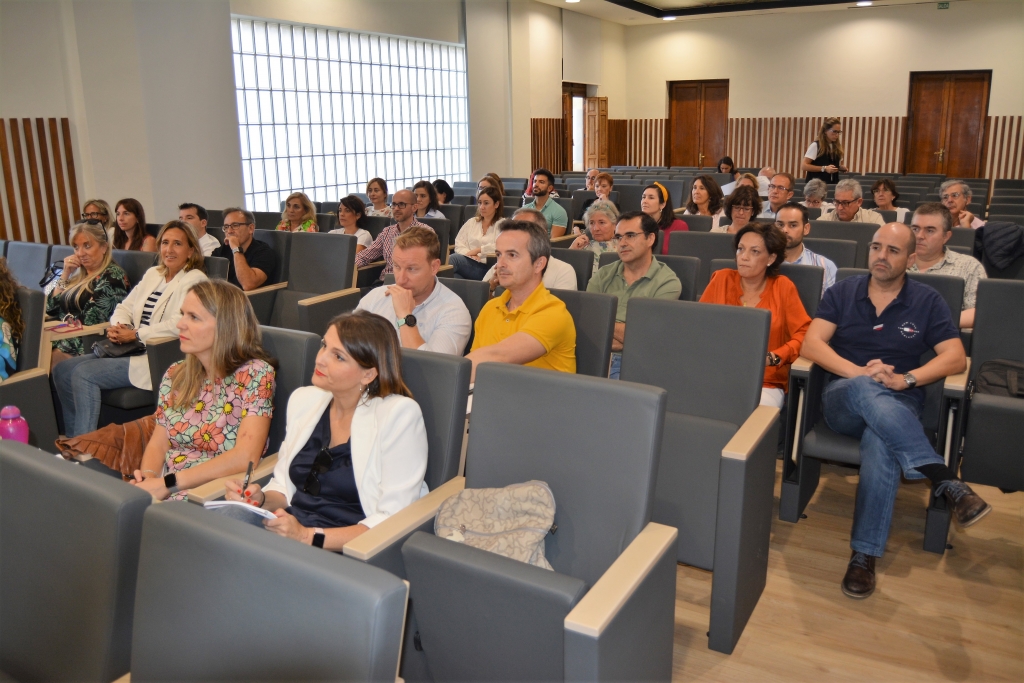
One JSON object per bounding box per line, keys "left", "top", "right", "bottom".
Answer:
{"left": 672, "top": 462, "right": 1023, "bottom": 682}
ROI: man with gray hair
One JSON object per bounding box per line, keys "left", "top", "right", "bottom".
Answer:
{"left": 940, "top": 179, "right": 985, "bottom": 229}
{"left": 820, "top": 179, "right": 884, "bottom": 225}
{"left": 482, "top": 208, "right": 577, "bottom": 291}
{"left": 584, "top": 167, "right": 600, "bottom": 192}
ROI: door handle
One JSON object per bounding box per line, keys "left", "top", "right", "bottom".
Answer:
{"left": 934, "top": 148, "right": 945, "bottom": 161}
{"left": 698, "top": 152, "right": 705, "bottom": 166}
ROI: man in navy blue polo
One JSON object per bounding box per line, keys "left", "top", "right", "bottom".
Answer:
{"left": 802, "top": 222, "right": 990, "bottom": 600}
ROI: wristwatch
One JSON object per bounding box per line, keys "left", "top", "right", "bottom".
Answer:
{"left": 903, "top": 372, "right": 917, "bottom": 389}
{"left": 767, "top": 352, "right": 781, "bottom": 367}
{"left": 312, "top": 527, "right": 326, "bottom": 548}
{"left": 163, "top": 472, "right": 179, "bottom": 494}
{"left": 231, "top": 246, "right": 241, "bottom": 254}
{"left": 397, "top": 314, "right": 417, "bottom": 329}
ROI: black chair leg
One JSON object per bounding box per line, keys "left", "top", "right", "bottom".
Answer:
{"left": 923, "top": 493, "right": 951, "bottom": 554}
{"left": 780, "top": 456, "right": 821, "bottom": 523}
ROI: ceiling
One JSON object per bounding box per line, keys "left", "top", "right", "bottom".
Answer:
{"left": 533, "top": 0, "right": 966, "bottom": 25}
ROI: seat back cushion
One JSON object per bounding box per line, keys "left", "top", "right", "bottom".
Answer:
{"left": 111, "top": 250, "right": 159, "bottom": 288}
{"left": 289, "top": 232, "right": 356, "bottom": 293}
{"left": 548, "top": 289, "right": 617, "bottom": 378}
{"left": 15, "top": 287, "right": 44, "bottom": 372}
{"left": 260, "top": 326, "right": 320, "bottom": 453}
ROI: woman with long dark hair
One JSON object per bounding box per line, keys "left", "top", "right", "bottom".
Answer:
{"left": 802, "top": 117, "right": 847, "bottom": 184}
{"left": 113, "top": 198, "right": 157, "bottom": 252}
{"left": 413, "top": 180, "right": 444, "bottom": 220}
{"left": 641, "top": 182, "right": 688, "bottom": 255}
{"left": 682, "top": 175, "right": 726, "bottom": 230}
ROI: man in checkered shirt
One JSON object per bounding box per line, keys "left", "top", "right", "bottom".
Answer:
{"left": 355, "top": 188, "right": 432, "bottom": 283}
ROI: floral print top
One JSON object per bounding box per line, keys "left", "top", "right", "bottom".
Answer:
{"left": 0, "top": 317, "right": 17, "bottom": 380}
{"left": 46, "top": 262, "right": 131, "bottom": 356}
{"left": 276, "top": 219, "right": 318, "bottom": 232}
{"left": 155, "top": 358, "right": 276, "bottom": 500}
{"left": 367, "top": 205, "right": 393, "bottom": 218}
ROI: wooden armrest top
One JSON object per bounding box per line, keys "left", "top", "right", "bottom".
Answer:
{"left": 46, "top": 322, "right": 110, "bottom": 340}
{"left": 186, "top": 454, "right": 279, "bottom": 504}
{"left": 112, "top": 674, "right": 130, "bottom": 683}
{"left": 0, "top": 367, "right": 48, "bottom": 385}
{"left": 358, "top": 261, "right": 386, "bottom": 270}
{"left": 437, "top": 264, "right": 454, "bottom": 275}
{"left": 564, "top": 522, "right": 677, "bottom": 638}
{"left": 723, "top": 404, "right": 780, "bottom": 461}
{"left": 343, "top": 476, "right": 465, "bottom": 561}
{"left": 944, "top": 358, "right": 971, "bottom": 393}
{"left": 791, "top": 356, "right": 814, "bottom": 373}
{"left": 244, "top": 281, "right": 289, "bottom": 297}
{"left": 146, "top": 336, "right": 178, "bottom": 347}
{"left": 298, "top": 287, "right": 361, "bottom": 306}
{"left": 550, "top": 234, "right": 577, "bottom": 245}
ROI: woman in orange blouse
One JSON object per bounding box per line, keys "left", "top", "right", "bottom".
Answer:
{"left": 700, "top": 222, "right": 810, "bottom": 408}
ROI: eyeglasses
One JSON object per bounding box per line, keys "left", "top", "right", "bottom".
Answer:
{"left": 222, "top": 222, "right": 252, "bottom": 231}
{"left": 81, "top": 211, "right": 106, "bottom": 220}
{"left": 302, "top": 447, "right": 351, "bottom": 496}
{"left": 940, "top": 192, "right": 965, "bottom": 201}
{"left": 615, "top": 231, "right": 645, "bottom": 241}
{"left": 731, "top": 205, "right": 754, "bottom": 214}
{"left": 390, "top": 201, "right": 410, "bottom": 209}
{"left": 833, "top": 199, "right": 860, "bottom": 209}
{"left": 767, "top": 184, "right": 792, "bottom": 192}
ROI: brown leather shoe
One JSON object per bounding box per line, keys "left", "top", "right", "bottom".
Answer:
{"left": 841, "top": 552, "right": 876, "bottom": 599}
{"left": 936, "top": 480, "right": 992, "bottom": 528}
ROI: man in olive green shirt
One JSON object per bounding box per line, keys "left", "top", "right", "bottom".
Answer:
{"left": 587, "top": 211, "right": 682, "bottom": 378}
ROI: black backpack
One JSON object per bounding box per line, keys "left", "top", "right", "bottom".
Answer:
{"left": 972, "top": 360, "right": 1024, "bottom": 399}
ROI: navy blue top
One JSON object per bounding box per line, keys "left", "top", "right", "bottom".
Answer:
{"left": 286, "top": 405, "right": 365, "bottom": 529}
{"left": 815, "top": 274, "right": 960, "bottom": 401}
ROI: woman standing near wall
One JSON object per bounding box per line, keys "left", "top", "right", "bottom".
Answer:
{"left": 801, "top": 117, "right": 847, "bottom": 185}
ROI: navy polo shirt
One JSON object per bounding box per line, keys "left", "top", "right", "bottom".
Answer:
{"left": 815, "top": 274, "right": 959, "bottom": 400}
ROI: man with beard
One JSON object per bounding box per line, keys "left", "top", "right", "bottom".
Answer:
{"left": 522, "top": 168, "right": 568, "bottom": 238}
{"left": 776, "top": 202, "right": 837, "bottom": 293}
{"left": 801, "top": 222, "right": 988, "bottom": 601}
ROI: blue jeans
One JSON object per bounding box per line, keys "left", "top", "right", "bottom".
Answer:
{"left": 609, "top": 352, "right": 622, "bottom": 380}
{"left": 52, "top": 354, "right": 133, "bottom": 437}
{"left": 821, "top": 376, "right": 943, "bottom": 558}
{"left": 449, "top": 253, "right": 491, "bottom": 281}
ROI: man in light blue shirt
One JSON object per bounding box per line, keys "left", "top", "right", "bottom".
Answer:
{"left": 777, "top": 202, "right": 837, "bottom": 294}
{"left": 356, "top": 226, "right": 471, "bottom": 355}
{"left": 522, "top": 168, "right": 569, "bottom": 238}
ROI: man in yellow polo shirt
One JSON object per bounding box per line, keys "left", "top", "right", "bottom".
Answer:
{"left": 467, "top": 220, "right": 576, "bottom": 377}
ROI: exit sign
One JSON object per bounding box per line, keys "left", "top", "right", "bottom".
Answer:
{"left": 938, "top": 2, "right": 949, "bottom": 8}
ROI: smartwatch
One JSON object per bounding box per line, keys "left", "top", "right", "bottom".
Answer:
{"left": 397, "top": 314, "right": 417, "bottom": 329}
{"left": 163, "top": 472, "right": 179, "bottom": 494}
{"left": 903, "top": 372, "right": 917, "bottom": 389}
{"left": 232, "top": 246, "right": 241, "bottom": 254}
{"left": 312, "top": 528, "right": 326, "bottom": 548}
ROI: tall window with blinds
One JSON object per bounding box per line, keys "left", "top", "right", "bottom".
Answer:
{"left": 231, "top": 18, "right": 471, "bottom": 211}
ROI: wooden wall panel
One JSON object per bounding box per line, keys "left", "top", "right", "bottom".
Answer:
{"left": 984, "top": 115, "right": 1024, "bottom": 180}
{"left": 625, "top": 119, "right": 666, "bottom": 167}
{"left": 531, "top": 118, "right": 564, "bottom": 174}
{"left": 0, "top": 117, "right": 78, "bottom": 244}
{"left": 608, "top": 119, "right": 627, "bottom": 167}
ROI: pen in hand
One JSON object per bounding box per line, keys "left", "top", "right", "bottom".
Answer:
{"left": 241, "top": 461, "right": 254, "bottom": 502}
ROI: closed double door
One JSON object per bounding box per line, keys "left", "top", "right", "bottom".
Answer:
{"left": 668, "top": 80, "right": 729, "bottom": 169}
{"left": 904, "top": 71, "right": 990, "bottom": 177}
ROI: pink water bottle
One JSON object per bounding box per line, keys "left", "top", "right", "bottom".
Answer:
{"left": 0, "top": 406, "right": 29, "bottom": 444}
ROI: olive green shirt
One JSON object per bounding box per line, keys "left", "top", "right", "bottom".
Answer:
{"left": 587, "top": 256, "right": 682, "bottom": 322}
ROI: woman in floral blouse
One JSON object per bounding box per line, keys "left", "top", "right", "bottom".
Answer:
{"left": 0, "top": 258, "right": 23, "bottom": 380}
{"left": 276, "top": 191, "right": 319, "bottom": 232}
{"left": 131, "top": 280, "right": 276, "bottom": 501}
{"left": 46, "top": 223, "right": 131, "bottom": 368}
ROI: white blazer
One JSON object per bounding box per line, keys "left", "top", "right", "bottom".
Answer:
{"left": 264, "top": 386, "right": 429, "bottom": 529}
{"left": 109, "top": 266, "right": 208, "bottom": 390}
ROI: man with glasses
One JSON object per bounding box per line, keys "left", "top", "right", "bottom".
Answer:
{"left": 178, "top": 202, "right": 220, "bottom": 256}
{"left": 586, "top": 211, "right": 681, "bottom": 379}
{"left": 759, "top": 173, "right": 796, "bottom": 220}
{"left": 584, "top": 168, "right": 600, "bottom": 192}
{"left": 355, "top": 188, "right": 432, "bottom": 284}
{"left": 939, "top": 180, "right": 985, "bottom": 229}
{"left": 211, "top": 207, "right": 279, "bottom": 291}
{"left": 777, "top": 202, "right": 837, "bottom": 293}
{"left": 820, "top": 179, "right": 884, "bottom": 225}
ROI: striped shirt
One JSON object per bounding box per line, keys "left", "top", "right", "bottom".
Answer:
{"left": 789, "top": 246, "right": 837, "bottom": 295}
{"left": 138, "top": 280, "right": 167, "bottom": 327}
{"left": 354, "top": 219, "right": 432, "bottom": 280}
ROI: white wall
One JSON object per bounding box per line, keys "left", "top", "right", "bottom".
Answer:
{"left": 622, "top": 0, "right": 1024, "bottom": 119}
{"left": 598, "top": 20, "right": 626, "bottom": 119}
{"left": 526, "top": 0, "right": 562, "bottom": 119}
{"left": 0, "top": 1, "right": 69, "bottom": 118}
{"left": 562, "top": 9, "right": 601, "bottom": 86}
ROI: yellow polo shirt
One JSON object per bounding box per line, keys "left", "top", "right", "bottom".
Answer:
{"left": 471, "top": 283, "right": 576, "bottom": 373}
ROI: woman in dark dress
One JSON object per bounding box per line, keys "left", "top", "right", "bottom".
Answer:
{"left": 801, "top": 117, "right": 848, "bottom": 184}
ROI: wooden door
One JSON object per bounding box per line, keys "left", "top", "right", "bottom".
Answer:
{"left": 584, "top": 97, "right": 608, "bottom": 170}
{"left": 904, "top": 71, "right": 990, "bottom": 177}
{"left": 562, "top": 82, "right": 587, "bottom": 172}
{"left": 668, "top": 80, "right": 729, "bottom": 168}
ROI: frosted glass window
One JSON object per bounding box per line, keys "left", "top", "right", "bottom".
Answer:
{"left": 232, "top": 17, "right": 470, "bottom": 210}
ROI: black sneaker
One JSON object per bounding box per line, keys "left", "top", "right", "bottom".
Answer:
{"left": 935, "top": 480, "right": 992, "bottom": 528}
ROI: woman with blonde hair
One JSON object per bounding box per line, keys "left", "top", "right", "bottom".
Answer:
{"left": 277, "top": 192, "right": 318, "bottom": 232}
{"left": 130, "top": 280, "right": 276, "bottom": 500}
{"left": 224, "top": 310, "right": 428, "bottom": 550}
{"left": 46, "top": 223, "right": 131, "bottom": 367}
{"left": 81, "top": 198, "right": 114, "bottom": 242}
{"left": 450, "top": 186, "right": 505, "bottom": 280}
{"left": 52, "top": 221, "right": 208, "bottom": 437}
{"left": 802, "top": 117, "right": 847, "bottom": 184}
{"left": 365, "top": 178, "right": 392, "bottom": 218}
{"left": 0, "top": 258, "right": 24, "bottom": 380}
{"left": 478, "top": 173, "right": 506, "bottom": 198}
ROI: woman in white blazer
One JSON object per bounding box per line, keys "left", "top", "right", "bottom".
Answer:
{"left": 226, "top": 310, "right": 428, "bottom": 551}
{"left": 53, "top": 221, "right": 208, "bottom": 437}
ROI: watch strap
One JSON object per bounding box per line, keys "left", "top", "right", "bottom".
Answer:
{"left": 312, "top": 528, "right": 326, "bottom": 548}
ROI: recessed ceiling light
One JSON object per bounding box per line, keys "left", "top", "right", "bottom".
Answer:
{"left": 565, "top": 0, "right": 580, "bottom": 3}
{"left": 856, "top": 1, "right": 873, "bottom": 5}
{"left": 663, "top": 16, "right": 676, "bottom": 20}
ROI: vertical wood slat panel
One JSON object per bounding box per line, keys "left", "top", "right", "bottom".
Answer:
{"left": 983, "top": 116, "right": 1023, "bottom": 180}
{"left": 62, "top": 119, "right": 80, "bottom": 217}
{"left": 35, "top": 118, "right": 60, "bottom": 245}
{"left": 49, "top": 118, "right": 71, "bottom": 237}
{"left": 23, "top": 119, "right": 47, "bottom": 244}
{"left": 0, "top": 124, "right": 15, "bottom": 241}
{"left": 9, "top": 121, "right": 32, "bottom": 242}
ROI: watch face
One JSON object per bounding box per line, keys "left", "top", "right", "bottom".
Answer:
{"left": 405, "top": 314, "right": 417, "bottom": 328}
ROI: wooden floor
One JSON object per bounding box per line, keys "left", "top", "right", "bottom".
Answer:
{"left": 672, "top": 462, "right": 1024, "bottom": 682}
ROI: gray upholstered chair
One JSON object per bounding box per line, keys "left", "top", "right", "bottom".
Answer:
{"left": 127, "top": 502, "right": 407, "bottom": 682}
{"left": 570, "top": 190, "right": 619, "bottom": 220}
{"left": 397, "top": 364, "right": 676, "bottom": 682}
{"left": 206, "top": 209, "right": 223, "bottom": 227}
{"left": 781, "top": 271, "right": 967, "bottom": 554}
{"left": 0, "top": 288, "right": 58, "bottom": 450}
{"left": 204, "top": 255, "right": 229, "bottom": 281}
{"left": 955, "top": 280, "right": 1024, "bottom": 492}
{"left": 252, "top": 210, "right": 280, "bottom": 231}
{"left": 7, "top": 242, "right": 51, "bottom": 291}
{"left": 803, "top": 237, "right": 857, "bottom": 269}
{"left": 807, "top": 221, "right": 879, "bottom": 267}
{"left": 416, "top": 218, "right": 451, "bottom": 264}
{"left": 598, "top": 252, "right": 702, "bottom": 301}
{"left": 251, "top": 229, "right": 291, "bottom": 283}
{"left": 437, "top": 203, "right": 464, "bottom": 230}
{"left": 708, "top": 260, "right": 824, "bottom": 316}
{"left": 678, "top": 214, "right": 713, "bottom": 232}
{"left": 619, "top": 298, "right": 780, "bottom": 654}
{"left": 547, "top": 289, "right": 616, "bottom": 377}
{"left": 666, "top": 230, "right": 736, "bottom": 292}
{"left": 552, "top": 247, "right": 595, "bottom": 290}
{"left": 0, "top": 441, "right": 151, "bottom": 682}
{"left": 110, "top": 250, "right": 158, "bottom": 287}
{"left": 246, "top": 232, "right": 357, "bottom": 329}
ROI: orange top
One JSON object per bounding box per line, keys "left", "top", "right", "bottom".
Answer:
{"left": 699, "top": 269, "right": 811, "bottom": 391}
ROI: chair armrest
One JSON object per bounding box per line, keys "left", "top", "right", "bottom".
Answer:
{"left": 790, "top": 355, "right": 813, "bottom": 378}
{"left": 297, "top": 287, "right": 360, "bottom": 306}
{"left": 344, "top": 476, "right": 465, "bottom": 567}
{"left": 40, "top": 322, "right": 112, "bottom": 369}
{"left": 112, "top": 674, "right": 130, "bottom": 683}
{"left": 723, "top": 405, "right": 780, "bottom": 461}
{"left": 564, "top": 523, "right": 678, "bottom": 681}
{"left": 437, "top": 264, "right": 454, "bottom": 277}
{"left": 356, "top": 262, "right": 386, "bottom": 288}
{"left": 243, "top": 281, "right": 289, "bottom": 296}
{"left": 0, "top": 366, "right": 48, "bottom": 385}
{"left": 185, "top": 454, "right": 279, "bottom": 504}
{"left": 943, "top": 358, "right": 971, "bottom": 399}
{"left": 549, "top": 234, "right": 577, "bottom": 248}
{"left": 297, "top": 288, "right": 364, "bottom": 334}
{"left": 673, "top": 207, "right": 687, "bottom": 215}
{"left": 245, "top": 283, "right": 286, "bottom": 325}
